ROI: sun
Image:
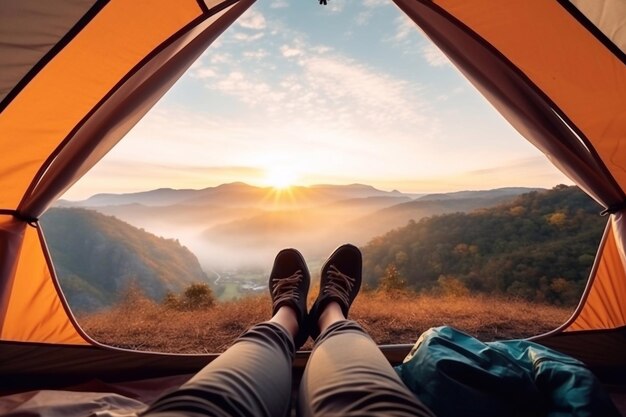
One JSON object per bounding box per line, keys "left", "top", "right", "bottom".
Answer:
{"left": 263, "top": 167, "right": 299, "bottom": 190}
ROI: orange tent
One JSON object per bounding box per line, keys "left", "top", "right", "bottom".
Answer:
{"left": 393, "top": 0, "right": 626, "bottom": 381}
{"left": 0, "top": 0, "right": 625, "bottom": 397}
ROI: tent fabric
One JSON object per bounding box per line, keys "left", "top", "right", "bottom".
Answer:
{"left": 0, "top": 0, "right": 101, "bottom": 105}
{"left": 0, "top": 341, "right": 212, "bottom": 393}
{"left": 20, "top": 3, "right": 245, "bottom": 217}
{"left": 0, "top": 0, "right": 626, "bottom": 394}
{"left": 0, "top": 0, "right": 203, "bottom": 209}
{"left": 430, "top": 0, "right": 626, "bottom": 189}
{"left": 393, "top": 0, "right": 626, "bottom": 335}
{"left": 0, "top": 221, "right": 87, "bottom": 344}
{"left": 0, "top": 374, "right": 194, "bottom": 417}
{"left": 0, "top": 390, "right": 147, "bottom": 417}
{"left": 391, "top": 0, "right": 625, "bottom": 207}
{"left": 0, "top": 0, "right": 255, "bottom": 347}
{"left": 570, "top": 0, "right": 626, "bottom": 55}
{"left": 565, "top": 221, "right": 626, "bottom": 331}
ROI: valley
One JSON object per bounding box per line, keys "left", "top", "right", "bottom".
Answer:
{"left": 59, "top": 182, "right": 538, "bottom": 268}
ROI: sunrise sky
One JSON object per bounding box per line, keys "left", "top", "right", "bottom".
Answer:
{"left": 64, "top": 0, "right": 570, "bottom": 200}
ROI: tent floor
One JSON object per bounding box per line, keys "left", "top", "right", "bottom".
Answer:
{"left": 608, "top": 385, "right": 626, "bottom": 416}
{"left": 2, "top": 344, "right": 625, "bottom": 415}
{"left": 2, "top": 373, "right": 626, "bottom": 416}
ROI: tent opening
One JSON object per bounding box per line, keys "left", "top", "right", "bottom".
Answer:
{"left": 39, "top": 0, "right": 605, "bottom": 354}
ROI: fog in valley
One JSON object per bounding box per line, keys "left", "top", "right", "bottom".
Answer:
{"left": 54, "top": 182, "right": 538, "bottom": 302}
{"left": 62, "top": 183, "right": 419, "bottom": 269}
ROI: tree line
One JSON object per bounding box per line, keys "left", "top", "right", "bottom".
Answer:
{"left": 362, "top": 185, "right": 605, "bottom": 305}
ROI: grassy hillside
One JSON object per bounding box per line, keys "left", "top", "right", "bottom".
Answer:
{"left": 41, "top": 208, "right": 208, "bottom": 312}
{"left": 80, "top": 290, "right": 571, "bottom": 353}
{"left": 363, "top": 185, "right": 605, "bottom": 305}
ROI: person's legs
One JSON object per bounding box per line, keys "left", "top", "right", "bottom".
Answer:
{"left": 299, "top": 244, "right": 435, "bottom": 417}
{"left": 144, "top": 249, "right": 310, "bottom": 417}
{"left": 144, "top": 315, "right": 294, "bottom": 417}
{"left": 299, "top": 304, "right": 435, "bottom": 417}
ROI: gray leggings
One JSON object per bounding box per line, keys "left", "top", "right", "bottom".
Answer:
{"left": 143, "top": 320, "right": 434, "bottom": 417}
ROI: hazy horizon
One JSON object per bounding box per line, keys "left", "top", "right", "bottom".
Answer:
{"left": 60, "top": 180, "right": 569, "bottom": 202}
{"left": 55, "top": 182, "right": 554, "bottom": 275}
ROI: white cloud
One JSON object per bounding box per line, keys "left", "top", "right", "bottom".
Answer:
{"left": 311, "top": 46, "right": 332, "bottom": 54}
{"left": 232, "top": 32, "right": 265, "bottom": 42}
{"left": 194, "top": 17, "right": 435, "bottom": 134}
{"left": 237, "top": 9, "right": 266, "bottom": 30}
{"left": 421, "top": 42, "right": 451, "bottom": 67}
{"left": 203, "top": 41, "right": 431, "bottom": 136}
{"left": 355, "top": 0, "right": 390, "bottom": 26}
{"left": 243, "top": 49, "right": 269, "bottom": 60}
{"left": 300, "top": 55, "right": 427, "bottom": 128}
{"left": 280, "top": 45, "right": 304, "bottom": 58}
{"left": 188, "top": 9, "right": 445, "bottom": 165}
{"left": 386, "top": 13, "right": 453, "bottom": 68}
{"left": 210, "top": 53, "right": 232, "bottom": 64}
{"left": 192, "top": 67, "right": 217, "bottom": 79}
{"left": 355, "top": 10, "right": 373, "bottom": 26}
{"left": 393, "top": 14, "right": 418, "bottom": 42}
{"left": 270, "top": 0, "right": 289, "bottom": 8}
{"left": 214, "top": 72, "right": 287, "bottom": 106}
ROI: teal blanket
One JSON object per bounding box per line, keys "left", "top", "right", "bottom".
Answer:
{"left": 395, "top": 326, "right": 620, "bottom": 417}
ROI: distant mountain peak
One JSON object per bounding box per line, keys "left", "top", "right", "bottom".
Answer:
{"left": 319, "top": 183, "right": 373, "bottom": 188}
{"left": 216, "top": 181, "right": 253, "bottom": 188}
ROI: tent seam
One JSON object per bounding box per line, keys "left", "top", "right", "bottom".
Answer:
{"left": 531, "top": 219, "right": 611, "bottom": 339}
{"left": 16, "top": 11, "right": 213, "bottom": 215}
{"left": 419, "top": 0, "right": 626, "bottom": 204}
{"left": 36, "top": 223, "right": 99, "bottom": 346}
{"left": 0, "top": 209, "right": 38, "bottom": 225}
{"left": 196, "top": 0, "right": 210, "bottom": 14}
{"left": 556, "top": 0, "right": 626, "bottom": 66}
{"left": 0, "top": 0, "right": 110, "bottom": 114}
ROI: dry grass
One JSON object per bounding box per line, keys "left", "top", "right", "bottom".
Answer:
{"left": 79, "top": 291, "right": 572, "bottom": 353}
{"left": 351, "top": 291, "right": 570, "bottom": 345}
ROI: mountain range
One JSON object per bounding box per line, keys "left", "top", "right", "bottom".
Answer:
{"left": 59, "top": 182, "right": 417, "bottom": 208}
{"left": 57, "top": 183, "right": 542, "bottom": 270}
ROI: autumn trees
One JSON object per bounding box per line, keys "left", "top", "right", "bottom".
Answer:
{"left": 363, "top": 186, "right": 603, "bottom": 305}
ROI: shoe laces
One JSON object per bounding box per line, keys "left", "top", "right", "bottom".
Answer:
{"left": 272, "top": 270, "right": 303, "bottom": 306}
{"left": 323, "top": 265, "right": 355, "bottom": 306}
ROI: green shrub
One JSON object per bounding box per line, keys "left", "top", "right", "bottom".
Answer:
{"left": 163, "top": 283, "right": 216, "bottom": 310}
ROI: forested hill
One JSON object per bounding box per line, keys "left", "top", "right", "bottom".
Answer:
{"left": 362, "top": 185, "right": 605, "bottom": 305}
{"left": 41, "top": 208, "right": 208, "bottom": 312}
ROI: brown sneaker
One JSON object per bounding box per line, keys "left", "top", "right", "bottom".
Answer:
{"left": 269, "top": 248, "right": 310, "bottom": 349}
{"left": 309, "top": 244, "right": 362, "bottom": 339}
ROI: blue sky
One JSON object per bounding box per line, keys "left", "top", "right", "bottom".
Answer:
{"left": 64, "top": 0, "right": 570, "bottom": 199}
